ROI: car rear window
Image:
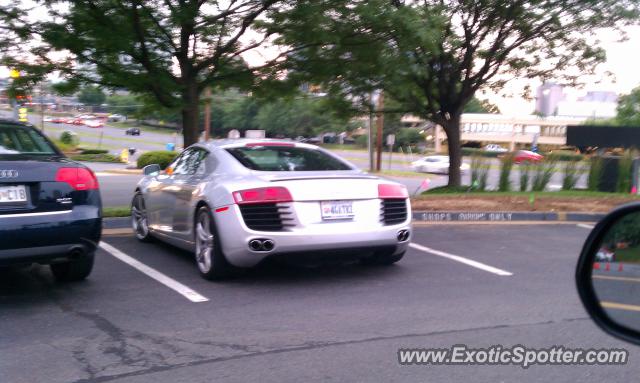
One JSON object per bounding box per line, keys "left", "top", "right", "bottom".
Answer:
{"left": 226, "top": 145, "right": 353, "bottom": 171}
{"left": 0, "top": 125, "right": 58, "bottom": 155}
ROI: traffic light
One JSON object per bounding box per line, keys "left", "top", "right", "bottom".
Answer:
{"left": 18, "top": 107, "right": 28, "bottom": 122}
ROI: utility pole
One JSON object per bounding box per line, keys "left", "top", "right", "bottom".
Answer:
{"left": 375, "top": 91, "right": 384, "bottom": 172}
{"left": 368, "top": 107, "right": 374, "bottom": 171}
{"left": 203, "top": 87, "right": 212, "bottom": 141}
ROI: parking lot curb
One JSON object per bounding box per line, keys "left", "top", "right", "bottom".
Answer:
{"left": 102, "top": 211, "right": 605, "bottom": 232}
{"left": 412, "top": 211, "right": 605, "bottom": 223}
{"left": 102, "top": 168, "right": 143, "bottom": 175}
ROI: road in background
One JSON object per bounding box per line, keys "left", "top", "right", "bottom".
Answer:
{"left": 2, "top": 224, "right": 638, "bottom": 382}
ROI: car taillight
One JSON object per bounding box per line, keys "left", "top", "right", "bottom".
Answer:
{"left": 378, "top": 184, "right": 408, "bottom": 199}
{"left": 55, "top": 168, "right": 99, "bottom": 191}
{"left": 233, "top": 187, "right": 293, "bottom": 205}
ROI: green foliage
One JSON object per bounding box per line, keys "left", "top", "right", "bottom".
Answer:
{"left": 77, "top": 85, "right": 106, "bottom": 106}
{"left": 532, "top": 156, "right": 559, "bottom": 192}
{"left": 548, "top": 150, "right": 585, "bottom": 161}
{"left": 617, "top": 150, "right": 635, "bottom": 193}
{"left": 463, "top": 97, "right": 501, "bottom": 114}
{"left": 59, "top": 130, "right": 78, "bottom": 146}
{"left": 137, "top": 151, "right": 178, "bottom": 169}
{"left": 70, "top": 153, "right": 121, "bottom": 163}
{"left": 266, "top": 0, "right": 637, "bottom": 187}
{"left": 602, "top": 212, "right": 640, "bottom": 248}
{"left": 519, "top": 163, "right": 533, "bottom": 192}
{"left": 461, "top": 148, "right": 502, "bottom": 158}
{"left": 470, "top": 156, "right": 490, "bottom": 191}
{"left": 588, "top": 157, "right": 604, "bottom": 191}
{"left": 561, "top": 159, "right": 582, "bottom": 191}
{"left": 394, "top": 128, "right": 424, "bottom": 150}
{"left": 106, "top": 94, "right": 143, "bottom": 117}
{"left": 615, "top": 87, "right": 640, "bottom": 127}
{"left": 498, "top": 154, "right": 514, "bottom": 192}
{"left": 79, "top": 149, "right": 109, "bottom": 155}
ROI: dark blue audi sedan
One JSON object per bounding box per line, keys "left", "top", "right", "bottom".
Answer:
{"left": 0, "top": 119, "right": 101, "bottom": 281}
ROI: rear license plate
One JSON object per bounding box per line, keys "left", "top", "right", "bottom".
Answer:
{"left": 0, "top": 185, "right": 28, "bottom": 203}
{"left": 321, "top": 200, "right": 354, "bottom": 220}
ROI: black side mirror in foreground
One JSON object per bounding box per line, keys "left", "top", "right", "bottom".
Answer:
{"left": 577, "top": 202, "right": 640, "bottom": 345}
{"left": 143, "top": 164, "right": 161, "bottom": 176}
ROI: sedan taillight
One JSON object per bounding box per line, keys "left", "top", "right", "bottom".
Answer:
{"left": 233, "top": 187, "right": 292, "bottom": 205}
{"left": 55, "top": 168, "right": 99, "bottom": 191}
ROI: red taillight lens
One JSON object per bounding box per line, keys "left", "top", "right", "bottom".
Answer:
{"left": 233, "top": 187, "right": 293, "bottom": 205}
{"left": 55, "top": 168, "right": 99, "bottom": 191}
{"left": 378, "top": 184, "right": 408, "bottom": 199}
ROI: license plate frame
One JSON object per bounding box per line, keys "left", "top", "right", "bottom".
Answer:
{"left": 0, "top": 185, "right": 28, "bottom": 204}
{"left": 320, "top": 200, "right": 354, "bottom": 221}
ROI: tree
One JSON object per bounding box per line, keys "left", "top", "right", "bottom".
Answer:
{"left": 463, "top": 97, "right": 501, "bottom": 114}
{"left": 77, "top": 85, "right": 106, "bottom": 106}
{"left": 268, "top": 0, "right": 640, "bottom": 186}
{"left": 0, "top": 1, "right": 284, "bottom": 147}
{"left": 615, "top": 86, "right": 640, "bottom": 126}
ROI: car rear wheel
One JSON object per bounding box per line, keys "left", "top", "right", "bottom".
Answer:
{"left": 195, "top": 206, "right": 235, "bottom": 280}
{"left": 131, "top": 193, "right": 153, "bottom": 242}
{"left": 362, "top": 250, "right": 405, "bottom": 266}
{"left": 50, "top": 252, "right": 94, "bottom": 282}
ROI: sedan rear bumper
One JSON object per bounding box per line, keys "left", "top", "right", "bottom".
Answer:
{"left": 0, "top": 206, "right": 101, "bottom": 265}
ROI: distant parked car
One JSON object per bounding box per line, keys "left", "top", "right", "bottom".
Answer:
{"left": 50, "top": 117, "right": 66, "bottom": 123}
{"left": 411, "top": 155, "right": 470, "bottom": 174}
{"left": 484, "top": 144, "right": 508, "bottom": 153}
{"left": 84, "top": 120, "right": 104, "bottom": 128}
{"left": 595, "top": 247, "right": 615, "bottom": 262}
{"left": 108, "top": 114, "right": 127, "bottom": 122}
{"left": 513, "top": 150, "right": 544, "bottom": 164}
{"left": 125, "top": 128, "right": 140, "bottom": 136}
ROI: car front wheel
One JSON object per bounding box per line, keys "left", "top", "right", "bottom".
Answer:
{"left": 194, "top": 206, "right": 236, "bottom": 280}
{"left": 131, "top": 193, "right": 153, "bottom": 242}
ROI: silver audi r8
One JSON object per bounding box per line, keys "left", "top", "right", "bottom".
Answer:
{"left": 131, "top": 140, "right": 412, "bottom": 279}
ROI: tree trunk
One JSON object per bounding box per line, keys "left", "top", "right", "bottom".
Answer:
{"left": 442, "top": 113, "right": 462, "bottom": 187}
{"left": 181, "top": 81, "right": 200, "bottom": 148}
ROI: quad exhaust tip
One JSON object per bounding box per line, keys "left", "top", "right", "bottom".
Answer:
{"left": 397, "top": 230, "right": 410, "bottom": 242}
{"left": 248, "top": 239, "right": 275, "bottom": 252}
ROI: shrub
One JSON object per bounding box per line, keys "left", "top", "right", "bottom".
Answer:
{"left": 59, "top": 130, "right": 78, "bottom": 146}
{"left": 498, "top": 154, "right": 514, "bottom": 191}
{"left": 461, "top": 147, "right": 502, "bottom": 158}
{"left": 617, "top": 150, "right": 635, "bottom": 193}
{"left": 137, "top": 150, "right": 178, "bottom": 169}
{"left": 80, "top": 148, "right": 109, "bottom": 155}
{"left": 531, "top": 155, "right": 558, "bottom": 191}
{"left": 355, "top": 134, "right": 368, "bottom": 148}
{"left": 562, "top": 159, "right": 582, "bottom": 190}
{"left": 70, "top": 153, "right": 122, "bottom": 163}
{"left": 588, "top": 156, "right": 604, "bottom": 191}
{"left": 519, "top": 162, "right": 532, "bottom": 192}
{"left": 545, "top": 150, "right": 585, "bottom": 162}
{"left": 470, "top": 155, "right": 490, "bottom": 191}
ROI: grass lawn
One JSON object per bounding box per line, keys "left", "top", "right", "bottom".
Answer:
{"left": 103, "top": 206, "right": 131, "bottom": 218}
{"left": 613, "top": 247, "right": 640, "bottom": 264}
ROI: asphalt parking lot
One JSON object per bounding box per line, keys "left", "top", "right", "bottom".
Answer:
{"left": 2, "top": 224, "right": 640, "bottom": 383}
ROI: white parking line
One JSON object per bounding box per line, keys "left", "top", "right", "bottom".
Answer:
{"left": 99, "top": 242, "right": 209, "bottom": 303}
{"left": 409, "top": 243, "right": 513, "bottom": 276}
{"left": 577, "top": 224, "right": 595, "bottom": 230}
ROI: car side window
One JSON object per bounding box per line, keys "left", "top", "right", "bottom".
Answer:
{"left": 172, "top": 148, "right": 209, "bottom": 176}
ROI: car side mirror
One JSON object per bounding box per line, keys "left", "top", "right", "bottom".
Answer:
{"left": 143, "top": 164, "right": 161, "bottom": 176}
{"left": 576, "top": 202, "right": 640, "bottom": 345}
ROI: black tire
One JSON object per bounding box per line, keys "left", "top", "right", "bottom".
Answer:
{"left": 362, "top": 250, "right": 405, "bottom": 266}
{"left": 194, "top": 206, "right": 236, "bottom": 280}
{"left": 50, "top": 252, "right": 94, "bottom": 282}
{"left": 131, "top": 192, "right": 153, "bottom": 242}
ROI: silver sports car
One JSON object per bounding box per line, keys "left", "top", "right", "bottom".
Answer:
{"left": 131, "top": 140, "right": 412, "bottom": 279}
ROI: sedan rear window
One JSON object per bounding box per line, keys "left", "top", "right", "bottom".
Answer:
{"left": 0, "top": 125, "right": 58, "bottom": 155}
{"left": 226, "top": 145, "right": 353, "bottom": 171}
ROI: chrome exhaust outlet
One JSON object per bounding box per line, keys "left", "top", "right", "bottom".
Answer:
{"left": 262, "top": 240, "right": 275, "bottom": 252}
{"left": 249, "top": 239, "right": 264, "bottom": 251}
{"left": 397, "top": 230, "right": 410, "bottom": 242}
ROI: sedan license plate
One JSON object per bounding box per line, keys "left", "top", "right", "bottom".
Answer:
{"left": 0, "top": 185, "right": 28, "bottom": 203}
{"left": 321, "top": 200, "right": 354, "bottom": 220}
